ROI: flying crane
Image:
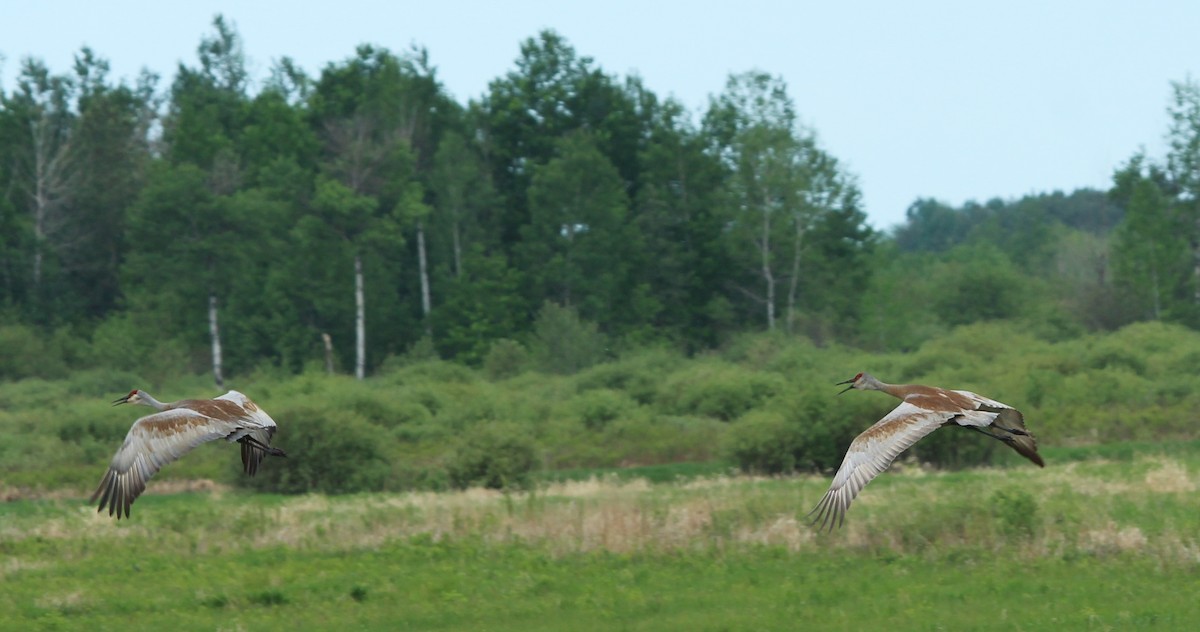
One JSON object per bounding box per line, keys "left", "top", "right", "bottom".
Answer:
{"left": 91, "top": 389, "right": 286, "bottom": 519}
{"left": 809, "top": 372, "right": 1044, "bottom": 531}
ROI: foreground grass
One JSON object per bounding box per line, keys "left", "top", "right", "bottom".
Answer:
{"left": 3, "top": 452, "right": 1199, "bottom": 630}
{"left": 5, "top": 540, "right": 1194, "bottom": 631}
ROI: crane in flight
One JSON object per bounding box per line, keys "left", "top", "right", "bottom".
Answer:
{"left": 809, "top": 372, "right": 1043, "bottom": 531}
{"left": 91, "top": 389, "right": 286, "bottom": 519}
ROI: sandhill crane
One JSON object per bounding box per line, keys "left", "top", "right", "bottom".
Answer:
{"left": 809, "top": 372, "right": 1044, "bottom": 531}
{"left": 91, "top": 389, "right": 286, "bottom": 519}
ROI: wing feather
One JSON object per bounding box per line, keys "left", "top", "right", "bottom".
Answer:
{"left": 809, "top": 402, "right": 956, "bottom": 531}
{"left": 90, "top": 409, "right": 239, "bottom": 519}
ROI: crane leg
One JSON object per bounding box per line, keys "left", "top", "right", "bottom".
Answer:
{"left": 240, "top": 435, "right": 288, "bottom": 457}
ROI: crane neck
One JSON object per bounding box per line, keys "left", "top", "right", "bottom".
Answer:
{"left": 139, "top": 392, "right": 169, "bottom": 411}
{"left": 864, "top": 377, "right": 913, "bottom": 400}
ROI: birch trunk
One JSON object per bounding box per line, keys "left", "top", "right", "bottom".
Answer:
{"left": 786, "top": 219, "right": 804, "bottom": 335}
{"left": 321, "top": 332, "right": 335, "bottom": 375}
{"left": 761, "top": 205, "right": 775, "bottom": 331}
{"left": 417, "top": 219, "right": 432, "bottom": 336}
{"left": 355, "top": 253, "right": 366, "bottom": 380}
{"left": 209, "top": 293, "right": 224, "bottom": 387}
{"left": 451, "top": 218, "right": 463, "bottom": 278}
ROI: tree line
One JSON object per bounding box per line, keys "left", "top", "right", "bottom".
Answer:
{"left": 0, "top": 17, "right": 1195, "bottom": 383}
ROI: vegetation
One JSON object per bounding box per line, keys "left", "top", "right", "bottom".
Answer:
{"left": 3, "top": 445, "right": 1199, "bottom": 629}
{"left": 2, "top": 321, "right": 1199, "bottom": 498}
{"left": 2, "top": 16, "right": 1198, "bottom": 388}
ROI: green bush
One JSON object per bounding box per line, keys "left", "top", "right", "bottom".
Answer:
{"left": 657, "top": 362, "right": 784, "bottom": 421}
{"left": 570, "top": 389, "right": 634, "bottom": 430}
{"left": 990, "top": 489, "right": 1038, "bottom": 539}
{"left": 446, "top": 423, "right": 539, "bottom": 490}
{"left": 574, "top": 347, "right": 682, "bottom": 405}
{"left": 236, "top": 406, "right": 389, "bottom": 494}
{"left": 0, "top": 324, "right": 67, "bottom": 380}
{"left": 530, "top": 302, "right": 608, "bottom": 375}
{"left": 723, "top": 411, "right": 803, "bottom": 474}
{"left": 483, "top": 339, "right": 529, "bottom": 380}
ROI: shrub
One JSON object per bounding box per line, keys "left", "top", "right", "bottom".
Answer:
{"left": 0, "top": 324, "right": 67, "bottom": 380}
{"left": 529, "top": 302, "right": 608, "bottom": 375}
{"left": 657, "top": 362, "right": 784, "bottom": 421}
{"left": 446, "top": 423, "right": 538, "bottom": 490}
{"left": 570, "top": 389, "right": 634, "bottom": 430}
{"left": 236, "top": 406, "right": 389, "bottom": 494}
{"left": 723, "top": 411, "right": 803, "bottom": 474}
{"left": 574, "top": 348, "right": 682, "bottom": 405}
{"left": 990, "top": 489, "right": 1038, "bottom": 539}
{"left": 483, "top": 339, "right": 529, "bottom": 380}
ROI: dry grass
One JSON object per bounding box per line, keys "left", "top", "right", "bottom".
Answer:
{"left": 5, "top": 457, "right": 1198, "bottom": 567}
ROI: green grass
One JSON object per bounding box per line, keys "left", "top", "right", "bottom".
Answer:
{"left": 5, "top": 540, "right": 1196, "bottom": 631}
{"left": 3, "top": 450, "right": 1199, "bottom": 630}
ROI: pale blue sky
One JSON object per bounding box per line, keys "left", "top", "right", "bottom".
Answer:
{"left": 3, "top": 1, "right": 1198, "bottom": 230}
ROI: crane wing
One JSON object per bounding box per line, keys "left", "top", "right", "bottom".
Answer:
{"left": 90, "top": 408, "right": 240, "bottom": 519}
{"left": 809, "top": 402, "right": 955, "bottom": 531}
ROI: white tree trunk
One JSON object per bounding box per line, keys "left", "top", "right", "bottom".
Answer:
{"left": 30, "top": 117, "right": 73, "bottom": 288}
{"left": 786, "top": 220, "right": 805, "bottom": 335}
{"left": 451, "top": 219, "right": 463, "bottom": 278}
{"left": 355, "top": 253, "right": 366, "bottom": 380}
{"left": 209, "top": 293, "right": 224, "bottom": 387}
{"left": 321, "top": 332, "right": 335, "bottom": 375}
{"left": 761, "top": 206, "right": 775, "bottom": 331}
{"left": 417, "top": 218, "right": 432, "bottom": 336}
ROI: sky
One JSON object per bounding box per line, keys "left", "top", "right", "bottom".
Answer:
{"left": 2, "top": 0, "right": 1199, "bottom": 230}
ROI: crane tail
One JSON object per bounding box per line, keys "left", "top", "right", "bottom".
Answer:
{"left": 976, "top": 408, "right": 1045, "bottom": 467}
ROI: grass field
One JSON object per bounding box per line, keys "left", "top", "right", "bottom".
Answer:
{"left": 3, "top": 445, "right": 1199, "bottom": 630}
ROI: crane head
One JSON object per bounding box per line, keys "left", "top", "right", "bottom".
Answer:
{"left": 835, "top": 373, "right": 864, "bottom": 395}
{"left": 112, "top": 389, "right": 141, "bottom": 406}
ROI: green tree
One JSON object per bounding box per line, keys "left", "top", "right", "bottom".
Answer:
{"left": 705, "top": 71, "right": 870, "bottom": 334}
{"left": 519, "top": 133, "right": 642, "bottom": 331}
{"left": 309, "top": 46, "right": 440, "bottom": 370}
{"left": 432, "top": 247, "right": 524, "bottom": 364}
{"left": 1164, "top": 78, "right": 1200, "bottom": 313}
{"left": 631, "top": 89, "right": 732, "bottom": 348}
{"left": 3, "top": 58, "right": 78, "bottom": 318}
{"left": 476, "top": 30, "right": 642, "bottom": 251}
{"left": 1111, "top": 159, "right": 1189, "bottom": 320}
{"left": 163, "top": 15, "right": 249, "bottom": 178}
{"left": 429, "top": 130, "right": 493, "bottom": 278}
{"left": 66, "top": 49, "right": 156, "bottom": 321}
{"left": 120, "top": 165, "right": 220, "bottom": 373}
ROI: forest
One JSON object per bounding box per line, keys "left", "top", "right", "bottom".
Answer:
{"left": 2, "top": 16, "right": 1197, "bottom": 387}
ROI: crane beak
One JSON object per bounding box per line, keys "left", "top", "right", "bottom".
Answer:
{"left": 111, "top": 395, "right": 130, "bottom": 406}
{"left": 835, "top": 378, "right": 856, "bottom": 395}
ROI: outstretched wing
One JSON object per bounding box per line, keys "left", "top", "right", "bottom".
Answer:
{"left": 809, "top": 402, "right": 955, "bottom": 531}
{"left": 90, "top": 409, "right": 239, "bottom": 519}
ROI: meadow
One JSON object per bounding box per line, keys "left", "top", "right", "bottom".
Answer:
{"left": 3, "top": 440, "right": 1200, "bottom": 630}
{"left": 3, "top": 321, "right": 1200, "bottom": 629}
